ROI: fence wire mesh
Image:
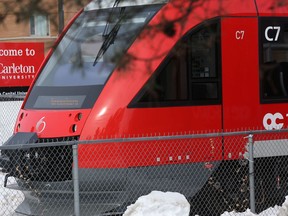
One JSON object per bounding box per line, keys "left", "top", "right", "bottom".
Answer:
{"left": 0, "top": 128, "right": 288, "bottom": 216}
{"left": 1, "top": 98, "right": 288, "bottom": 216}
{"left": 0, "top": 95, "right": 23, "bottom": 145}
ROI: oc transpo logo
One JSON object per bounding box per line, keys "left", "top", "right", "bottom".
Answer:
{"left": 263, "top": 113, "right": 284, "bottom": 130}
{"left": 36, "top": 117, "right": 46, "bottom": 133}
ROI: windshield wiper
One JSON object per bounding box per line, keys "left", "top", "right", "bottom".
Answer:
{"left": 93, "top": 8, "right": 125, "bottom": 66}
{"left": 93, "top": 2, "right": 125, "bottom": 66}
{"left": 102, "top": 0, "right": 121, "bottom": 37}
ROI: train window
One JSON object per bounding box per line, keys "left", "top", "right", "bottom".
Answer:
{"left": 139, "top": 53, "right": 189, "bottom": 103}
{"left": 190, "top": 25, "right": 218, "bottom": 78}
{"left": 260, "top": 18, "right": 288, "bottom": 103}
{"left": 188, "top": 23, "right": 219, "bottom": 102}
{"left": 130, "top": 21, "right": 221, "bottom": 107}
{"left": 25, "top": 4, "right": 163, "bottom": 109}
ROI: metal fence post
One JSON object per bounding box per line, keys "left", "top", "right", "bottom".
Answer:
{"left": 248, "top": 134, "right": 256, "bottom": 213}
{"left": 73, "top": 143, "right": 80, "bottom": 216}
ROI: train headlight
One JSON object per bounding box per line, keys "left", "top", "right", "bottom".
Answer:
{"left": 72, "top": 124, "right": 77, "bottom": 133}
{"left": 76, "top": 113, "right": 82, "bottom": 121}
{"left": 17, "top": 123, "right": 21, "bottom": 131}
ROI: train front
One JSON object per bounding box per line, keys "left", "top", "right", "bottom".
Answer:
{"left": 0, "top": 1, "right": 165, "bottom": 215}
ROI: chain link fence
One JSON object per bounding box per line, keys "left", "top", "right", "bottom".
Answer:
{"left": 0, "top": 95, "right": 24, "bottom": 145}
{"left": 0, "top": 95, "right": 25, "bottom": 216}
{"left": 0, "top": 127, "right": 288, "bottom": 216}
{"left": 1, "top": 97, "right": 288, "bottom": 216}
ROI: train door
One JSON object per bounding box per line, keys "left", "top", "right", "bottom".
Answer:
{"left": 259, "top": 18, "right": 288, "bottom": 130}
{"left": 221, "top": 17, "right": 259, "bottom": 159}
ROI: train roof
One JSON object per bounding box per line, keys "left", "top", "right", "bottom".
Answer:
{"left": 84, "top": 0, "right": 168, "bottom": 11}
{"left": 85, "top": 0, "right": 288, "bottom": 16}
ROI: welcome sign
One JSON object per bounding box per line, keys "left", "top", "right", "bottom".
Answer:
{"left": 0, "top": 42, "right": 44, "bottom": 88}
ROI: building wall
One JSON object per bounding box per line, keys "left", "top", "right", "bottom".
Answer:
{"left": 0, "top": 0, "right": 90, "bottom": 54}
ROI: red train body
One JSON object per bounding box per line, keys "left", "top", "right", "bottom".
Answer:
{"left": 1, "top": 0, "right": 288, "bottom": 215}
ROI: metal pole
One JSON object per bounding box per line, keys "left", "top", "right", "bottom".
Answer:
{"left": 58, "top": 0, "right": 64, "bottom": 34}
{"left": 72, "top": 144, "right": 80, "bottom": 216}
{"left": 248, "top": 134, "right": 256, "bottom": 213}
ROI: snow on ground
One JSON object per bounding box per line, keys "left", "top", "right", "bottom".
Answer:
{"left": 0, "top": 173, "right": 24, "bottom": 216}
{"left": 221, "top": 208, "right": 280, "bottom": 216}
{"left": 1, "top": 101, "right": 288, "bottom": 216}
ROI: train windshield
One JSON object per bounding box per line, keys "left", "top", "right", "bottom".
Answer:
{"left": 25, "top": 4, "right": 163, "bottom": 109}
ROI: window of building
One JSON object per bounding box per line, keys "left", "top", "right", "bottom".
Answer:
{"left": 30, "top": 14, "right": 49, "bottom": 36}
{"left": 260, "top": 18, "right": 288, "bottom": 103}
{"left": 129, "top": 20, "right": 221, "bottom": 108}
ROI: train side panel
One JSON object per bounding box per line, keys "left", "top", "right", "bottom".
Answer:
{"left": 221, "top": 17, "right": 259, "bottom": 159}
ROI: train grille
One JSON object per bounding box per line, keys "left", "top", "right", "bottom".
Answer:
{"left": 3, "top": 136, "right": 79, "bottom": 182}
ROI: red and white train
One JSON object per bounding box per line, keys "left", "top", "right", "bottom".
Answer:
{"left": 1, "top": 0, "right": 288, "bottom": 215}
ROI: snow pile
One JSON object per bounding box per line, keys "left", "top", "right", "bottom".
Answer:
{"left": 123, "top": 191, "right": 288, "bottom": 216}
{"left": 123, "top": 191, "right": 190, "bottom": 216}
